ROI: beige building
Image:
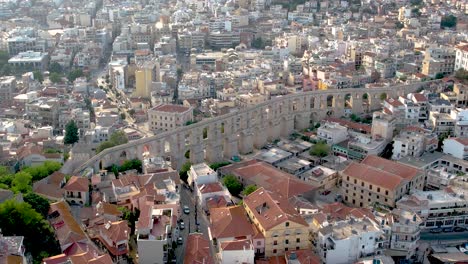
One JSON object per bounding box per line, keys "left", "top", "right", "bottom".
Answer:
{"left": 148, "top": 104, "right": 193, "bottom": 132}
{"left": 341, "top": 155, "right": 424, "bottom": 208}
{"left": 243, "top": 188, "right": 310, "bottom": 257}
{"left": 421, "top": 46, "right": 455, "bottom": 78}
{"left": 0, "top": 76, "right": 16, "bottom": 104}
{"left": 133, "top": 60, "right": 160, "bottom": 98}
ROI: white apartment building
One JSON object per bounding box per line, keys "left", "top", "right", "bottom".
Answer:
{"left": 455, "top": 44, "right": 468, "bottom": 71}
{"left": 443, "top": 137, "right": 468, "bottom": 160}
{"left": 8, "top": 51, "right": 48, "bottom": 71}
{"left": 451, "top": 108, "right": 468, "bottom": 137}
{"left": 392, "top": 127, "right": 437, "bottom": 160}
{"left": 0, "top": 76, "right": 16, "bottom": 104}
{"left": 317, "top": 122, "right": 348, "bottom": 144}
{"left": 317, "top": 217, "right": 386, "bottom": 264}
{"left": 187, "top": 163, "right": 217, "bottom": 187}
{"left": 148, "top": 104, "right": 193, "bottom": 132}
{"left": 136, "top": 206, "right": 174, "bottom": 264}
{"left": 389, "top": 209, "right": 422, "bottom": 259}
{"left": 396, "top": 187, "right": 468, "bottom": 229}
{"left": 219, "top": 240, "right": 255, "bottom": 264}
{"left": 426, "top": 167, "right": 457, "bottom": 190}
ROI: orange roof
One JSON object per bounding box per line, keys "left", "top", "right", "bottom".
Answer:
{"left": 385, "top": 98, "right": 404, "bottom": 107}
{"left": 151, "top": 104, "right": 191, "bottom": 113}
{"left": 63, "top": 176, "right": 89, "bottom": 192}
{"left": 48, "top": 201, "right": 87, "bottom": 249}
{"left": 361, "top": 155, "right": 421, "bottom": 180}
{"left": 412, "top": 93, "right": 427, "bottom": 102}
{"left": 33, "top": 171, "right": 65, "bottom": 199}
{"left": 342, "top": 162, "right": 406, "bottom": 190}
{"left": 243, "top": 188, "right": 308, "bottom": 231}
{"left": 184, "top": 234, "right": 214, "bottom": 264}
{"left": 285, "top": 250, "right": 321, "bottom": 264}
{"left": 220, "top": 160, "right": 315, "bottom": 198}
{"left": 98, "top": 221, "right": 130, "bottom": 256}
{"left": 453, "top": 137, "right": 468, "bottom": 146}
{"left": 323, "top": 117, "right": 372, "bottom": 133}
{"left": 209, "top": 206, "right": 255, "bottom": 239}
{"left": 199, "top": 182, "right": 224, "bottom": 194}
{"left": 320, "top": 202, "right": 376, "bottom": 222}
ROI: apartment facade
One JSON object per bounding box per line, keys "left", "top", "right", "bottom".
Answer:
{"left": 341, "top": 155, "right": 424, "bottom": 208}
{"left": 455, "top": 44, "right": 468, "bottom": 71}
{"left": 148, "top": 104, "right": 193, "bottom": 132}
{"left": 243, "top": 188, "right": 310, "bottom": 257}
{"left": 0, "top": 76, "right": 16, "bottom": 105}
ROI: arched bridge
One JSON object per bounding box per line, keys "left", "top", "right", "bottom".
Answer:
{"left": 73, "top": 81, "right": 439, "bottom": 174}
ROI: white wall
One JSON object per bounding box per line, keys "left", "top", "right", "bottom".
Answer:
{"left": 220, "top": 248, "right": 255, "bottom": 264}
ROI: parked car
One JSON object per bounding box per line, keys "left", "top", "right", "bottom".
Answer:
{"left": 321, "top": 190, "right": 331, "bottom": 195}
{"left": 183, "top": 205, "right": 190, "bottom": 214}
{"left": 453, "top": 226, "right": 466, "bottom": 232}
{"left": 430, "top": 228, "right": 442, "bottom": 233}
{"left": 177, "top": 237, "right": 183, "bottom": 245}
{"left": 442, "top": 227, "right": 454, "bottom": 233}
{"left": 179, "top": 220, "right": 185, "bottom": 230}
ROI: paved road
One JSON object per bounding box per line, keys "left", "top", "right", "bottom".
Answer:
{"left": 420, "top": 231, "right": 468, "bottom": 241}
{"left": 174, "top": 186, "right": 212, "bottom": 263}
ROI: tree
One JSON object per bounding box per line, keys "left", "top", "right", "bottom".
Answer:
{"left": 223, "top": 175, "right": 243, "bottom": 196}
{"left": 48, "top": 62, "right": 63, "bottom": 73}
{"left": 380, "top": 92, "right": 387, "bottom": 101}
{"left": 23, "top": 193, "right": 50, "bottom": 218}
{"left": 411, "top": 8, "right": 421, "bottom": 17}
{"left": 120, "top": 207, "right": 140, "bottom": 235}
{"left": 435, "top": 72, "right": 444, "bottom": 79}
{"left": 33, "top": 71, "right": 44, "bottom": 83}
{"left": 64, "top": 120, "right": 79, "bottom": 145}
{"left": 110, "top": 131, "right": 128, "bottom": 145}
{"left": 209, "top": 161, "right": 231, "bottom": 171}
{"left": 68, "top": 69, "right": 84, "bottom": 82}
{"left": 395, "top": 21, "right": 404, "bottom": 29}
{"left": 242, "top": 185, "right": 258, "bottom": 196}
{"left": 0, "top": 200, "right": 61, "bottom": 263}
{"left": 309, "top": 142, "right": 330, "bottom": 157}
{"left": 96, "top": 141, "right": 115, "bottom": 153}
{"left": 184, "top": 150, "right": 190, "bottom": 159}
{"left": 23, "top": 161, "right": 62, "bottom": 182}
{"left": 455, "top": 69, "right": 468, "bottom": 81}
{"left": 179, "top": 161, "right": 192, "bottom": 183}
{"left": 49, "top": 72, "right": 62, "bottom": 83}
{"left": 0, "top": 166, "right": 13, "bottom": 188}
{"left": 441, "top": 15, "right": 457, "bottom": 28}
{"left": 120, "top": 112, "right": 126, "bottom": 120}
{"left": 11, "top": 172, "right": 32, "bottom": 193}
{"left": 252, "top": 37, "right": 265, "bottom": 49}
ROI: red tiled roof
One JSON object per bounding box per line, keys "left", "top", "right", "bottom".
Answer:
{"left": 199, "top": 182, "right": 224, "bottom": 194}
{"left": 285, "top": 250, "right": 321, "bottom": 264}
{"left": 343, "top": 162, "right": 406, "bottom": 191}
{"left": 243, "top": 188, "right": 308, "bottom": 231}
{"left": 323, "top": 117, "right": 372, "bottom": 133}
{"left": 98, "top": 221, "right": 129, "bottom": 256}
{"left": 151, "top": 104, "right": 191, "bottom": 113}
{"left": 453, "top": 137, "right": 468, "bottom": 146}
{"left": 385, "top": 98, "right": 404, "bottom": 107}
{"left": 63, "top": 176, "right": 89, "bottom": 192}
{"left": 184, "top": 234, "right": 214, "bottom": 264}
{"left": 209, "top": 206, "right": 255, "bottom": 239}
{"left": 412, "top": 93, "right": 427, "bottom": 102}
{"left": 220, "top": 239, "right": 252, "bottom": 251}
{"left": 361, "top": 155, "right": 420, "bottom": 180}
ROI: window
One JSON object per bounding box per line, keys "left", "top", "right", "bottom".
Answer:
{"left": 369, "top": 185, "right": 372, "bottom": 190}
{"left": 285, "top": 248, "right": 288, "bottom": 252}
{"left": 273, "top": 249, "right": 277, "bottom": 254}
{"left": 377, "top": 187, "right": 380, "bottom": 192}
{"left": 354, "top": 179, "right": 357, "bottom": 184}
{"left": 257, "top": 241, "right": 261, "bottom": 246}
{"left": 296, "top": 238, "right": 300, "bottom": 243}
{"left": 285, "top": 222, "right": 289, "bottom": 227}
{"left": 285, "top": 239, "right": 289, "bottom": 244}
{"left": 274, "top": 241, "right": 278, "bottom": 245}
{"left": 385, "top": 190, "right": 389, "bottom": 195}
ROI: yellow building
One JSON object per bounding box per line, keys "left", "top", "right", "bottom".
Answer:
{"left": 133, "top": 60, "right": 160, "bottom": 98}
{"left": 243, "top": 188, "right": 310, "bottom": 257}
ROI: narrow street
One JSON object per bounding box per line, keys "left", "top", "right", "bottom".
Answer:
{"left": 175, "top": 186, "right": 214, "bottom": 263}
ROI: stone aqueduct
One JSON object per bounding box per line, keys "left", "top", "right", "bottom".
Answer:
{"left": 73, "top": 81, "right": 438, "bottom": 174}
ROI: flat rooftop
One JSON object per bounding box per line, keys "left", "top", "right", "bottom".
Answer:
{"left": 191, "top": 163, "right": 215, "bottom": 176}
{"left": 254, "top": 147, "right": 293, "bottom": 164}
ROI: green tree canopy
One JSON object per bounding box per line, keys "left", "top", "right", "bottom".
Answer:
{"left": 49, "top": 72, "right": 62, "bottom": 83}
{"left": 309, "top": 142, "right": 330, "bottom": 157}
{"left": 179, "top": 161, "right": 192, "bottom": 183}
{"left": 223, "top": 174, "right": 243, "bottom": 196}
{"left": 33, "top": 71, "right": 44, "bottom": 83}
{"left": 23, "top": 161, "right": 62, "bottom": 182}
{"left": 48, "top": 62, "right": 63, "bottom": 73}
{"left": 0, "top": 200, "right": 61, "bottom": 262}
{"left": 0, "top": 166, "right": 13, "bottom": 188}
{"left": 441, "top": 14, "right": 457, "bottom": 28}
{"left": 96, "top": 141, "right": 115, "bottom": 153}
{"left": 435, "top": 72, "right": 445, "bottom": 79}
{"left": 110, "top": 131, "right": 129, "bottom": 145}
{"left": 68, "top": 69, "right": 84, "bottom": 82}
{"left": 242, "top": 184, "right": 258, "bottom": 196}
{"left": 23, "top": 192, "right": 50, "bottom": 217}
{"left": 64, "top": 120, "right": 79, "bottom": 145}
{"left": 209, "top": 161, "right": 231, "bottom": 171}
{"left": 11, "top": 172, "right": 32, "bottom": 193}
{"left": 455, "top": 69, "right": 468, "bottom": 80}
{"left": 380, "top": 92, "right": 387, "bottom": 101}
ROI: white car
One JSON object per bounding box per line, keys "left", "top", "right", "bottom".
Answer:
{"left": 183, "top": 205, "right": 190, "bottom": 214}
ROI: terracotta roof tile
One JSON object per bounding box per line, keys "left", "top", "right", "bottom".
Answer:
{"left": 63, "top": 176, "right": 89, "bottom": 192}
{"left": 243, "top": 188, "right": 308, "bottom": 231}
{"left": 361, "top": 155, "right": 420, "bottom": 180}
{"left": 453, "top": 137, "right": 468, "bottom": 146}
{"left": 151, "top": 104, "right": 191, "bottom": 113}
{"left": 184, "top": 233, "right": 214, "bottom": 264}
{"left": 220, "top": 239, "right": 252, "bottom": 251}
{"left": 209, "top": 206, "right": 255, "bottom": 239}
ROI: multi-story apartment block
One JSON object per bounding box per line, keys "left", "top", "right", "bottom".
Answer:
{"left": 421, "top": 46, "right": 455, "bottom": 78}
{"left": 243, "top": 188, "right": 309, "bottom": 257}
{"left": 341, "top": 155, "right": 424, "bottom": 208}
{"left": 450, "top": 108, "right": 468, "bottom": 137}
{"left": 317, "top": 122, "right": 348, "bottom": 144}
{"left": 389, "top": 209, "right": 422, "bottom": 259}
{"left": 25, "top": 97, "right": 59, "bottom": 127}
{"left": 455, "top": 44, "right": 468, "bottom": 71}
{"left": 0, "top": 76, "right": 16, "bottom": 105}
{"left": 443, "top": 137, "right": 468, "bottom": 160}
{"left": 187, "top": 163, "right": 217, "bottom": 187}
{"left": 392, "top": 126, "right": 438, "bottom": 160}
{"left": 317, "top": 217, "right": 386, "bottom": 264}
{"left": 8, "top": 51, "right": 48, "bottom": 71}
{"left": 148, "top": 104, "right": 193, "bottom": 132}
{"left": 397, "top": 187, "right": 468, "bottom": 229}
{"left": 208, "top": 31, "right": 240, "bottom": 49}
